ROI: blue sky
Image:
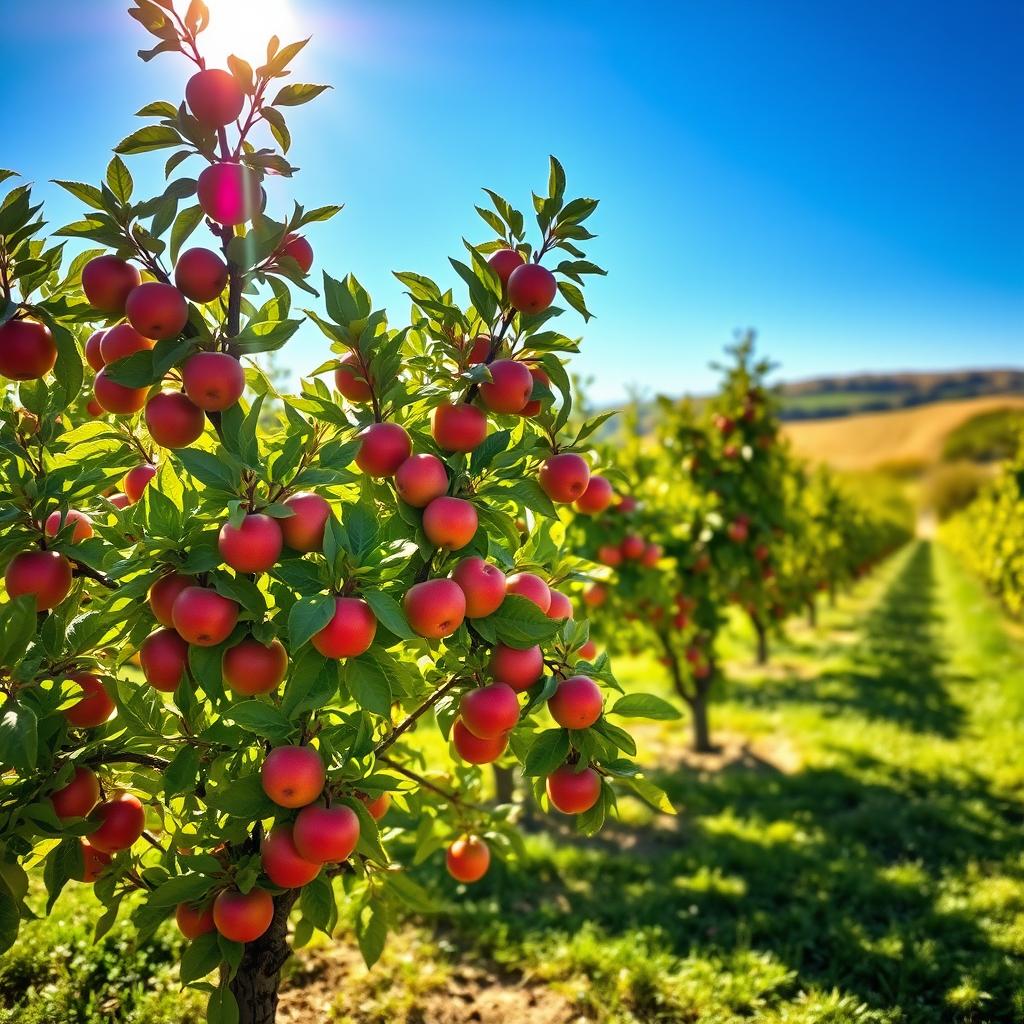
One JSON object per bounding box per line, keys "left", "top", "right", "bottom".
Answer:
{"left": 1, "top": 1, "right": 1021, "bottom": 401}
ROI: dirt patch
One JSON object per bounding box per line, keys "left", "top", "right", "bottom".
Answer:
{"left": 672, "top": 729, "right": 802, "bottom": 776}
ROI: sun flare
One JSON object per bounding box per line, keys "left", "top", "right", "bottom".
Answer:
{"left": 199, "top": 0, "right": 298, "bottom": 67}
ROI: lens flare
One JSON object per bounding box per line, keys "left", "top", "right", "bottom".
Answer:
{"left": 199, "top": 0, "right": 298, "bottom": 66}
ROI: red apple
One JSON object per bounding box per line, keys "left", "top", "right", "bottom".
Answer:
{"left": 51, "top": 766, "right": 100, "bottom": 820}
{"left": 446, "top": 835, "right": 490, "bottom": 883}
{"left": 186, "top": 68, "right": 245, "bottom": 127}
{"left": 82, "top": 255, "right": 140, "bottom": 313}
{"left": 422, "top": 496, "right": 477, "bottom": 550}
{"left": 578, "top": 639, "right": 598, "bottom": 661}
{"left": 451, "top": 556, "right": 505, "bottom": 618}
{"left": 506, "top": 572, "right": 551, "bottom": 613}
{"left": 574, "top": 475, "right": 613, "bottom": 515}
{"left": 123, "top": 463, "right": 157, "bottom": 504}
{"left": 145, "top": 390, "right": 205, "bottom": 449}
{"left": 395, "top": 454, "right": 448, "bottom": 508}
{"left": 175, "top": 902, "right": 215, "bottom": 939}
{"left": 139, "top": 628, "right": 189, "bottom": 693}
{"left": 597, "top": 544, "right": 622, "bottom": 567}
{"left": 507, "top": 263, "right": 557, "bottom": 314}
{"left": 642, "top": 544, "right": 662, "bottom": 567}
{"left": 78, "top": 841, "right": 111, "bottom": 883}
{"left": 727, "top": 519, "right": 749, "bottom": 544}
{"left": 261, "top": 745, "right": 325, "bottom": 808}
{"left": 546, "top": 589, "right": 573, "bottom": 620}
{"left": 539, "top": 453, "right": 590, "bottom": 503}
{"left": 293, "top": 804, "right": 359, "bottom": 863}
{"left": 218, "top": 513, "right": 283, "bottom": 574}
{"left": 213, "top": 887, "right": 274, "bottom": 943}
{"left": 582, "top": 584, "right": 607, "bottom": 608}
{"left": 431, "top": 403, "right": 487, "bottom": 452}
{"left": 261, "top": 825, "right": 322, "bottom": 888}
{"left": 621, "top": 534, "right": 646, "bottom": 560}
{"left": 45, "top": 509, "right": 93, "bottom": 544}
{"left": 171, "top": 586, "right": 239, "bottom": 647}
{"left": 403, "top": 579, "right": 466, "bottom": 639}
{"left": 362, "top": 793, "right": 391, "bottom": 820}
{"left": 487, "top": 248, "right": 525, "bottom": 285}
{"left": 521, "top": 366, "right": 551, "bottom": 417}
{"left": 616, "top": 496, "right": 638, "bottom": 514}
{"left": 5, "top": 550, "right": 72, "bottom": 610}
{"left": 125, "top": 282, "right": 188, "bottom": 341}
{"left": 93, "top": 368, "right": 149, "bottom": 415}
{"left": 280, "top": 233, "right": 314, "bottom": 273}
{"left": 460, "top": 682, "right": 519, "bottom": 739}
{"left": 0, "top": 319, "right": 56, "bottom": 380}
{"left": 99, "top": 323, "right": 154, "bottom": 364}
{"left": 197, "top": 162, "right": 261, "bottom": 226}
{"left": 451, "top": 718, "right": 507, "bottom": 764}
{"left": 356, "top": 422, "right": 411, "bottom": 477}
{"left": 489, "top": 643, "right": 543, "bottom": 692}
{"left": 546, "top": 764, "right": 601, "bottom": 814}
{"left": 223, "top": 637, "right": 288, "bottom": 695}
{"left": 467, "top": 334, "right": 491, "bottom": 364}
{"left": 280, "top": 491, "right": 332, "bottom": 552}
{"left": 174, "top": 247, "right": 228, "bottom": 303}
{"left": 148, "top": 572, "right": 192, "bottom": 627}
{"left": 108, "top": 493, "right": 130, "bottom": 510}
{"left": 548, "top": 675, "right": 603, "bottom": 729}
{"left": 181, "top": 351, "right": 246, "bottom": 411}
{"left": 63, "top": 673, "right": 114, "bottom": 728}
{"left": 331, "top": 352, "right": 372, "bottom": 403}
{"left": 89, "top": 793, "right": 145, "bottom": 853}
{"left": 87, "top": 399, "right": 104, "bottom": 418}
{"left": 480, "top": 359, "right": 533, "bottom": 414}
{"left": 311, "top": 597, "right": 377, "bottom": 658}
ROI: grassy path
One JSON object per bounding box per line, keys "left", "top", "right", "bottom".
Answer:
{"left": 3, "top": 541, "right": 1023, "bottom": 1023}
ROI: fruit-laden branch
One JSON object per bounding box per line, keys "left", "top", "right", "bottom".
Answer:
{"left": 376, "top": 754, "right": 487, "bottom": 812}
{"left": 373, "top": 675, "right": 461, "bottom": 756}
{"left": 70, "top": 559, "right": 117, "bottom": 590}
{"left": 82, "top": 750, "right": 171, "bottom": 771}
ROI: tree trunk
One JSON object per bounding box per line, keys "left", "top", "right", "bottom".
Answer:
{"left": 690, "top": 693, "right": 713, "bottom": 753}
{"left": 230, "top": 890, "right": 298, "bottom": 1024}
{"left": 806, "top": 599, "right": 816, "bottom": 628}
{"left": 829, "top": 584, "right": 837, "bottom": 608}
{"left": 492, "top": 764, "right": 515, "bottom": 805}
{"left": 753, "top": 616, "right": 769, "bottom": 665}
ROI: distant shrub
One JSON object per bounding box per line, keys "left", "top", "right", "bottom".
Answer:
{"left": 922, "top": 462, "right": 992, "bottom": 520}
{"left": 943, "top": 408, "right": 1024, "bottom": 462}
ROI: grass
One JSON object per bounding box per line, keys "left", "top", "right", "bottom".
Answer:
{"left": 4, "top": 541, "right": 1024, "bottom": 1023}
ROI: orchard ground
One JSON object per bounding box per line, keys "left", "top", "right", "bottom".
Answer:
{"left": 4, "top": 540, "right": 1023, "bottom": 1024}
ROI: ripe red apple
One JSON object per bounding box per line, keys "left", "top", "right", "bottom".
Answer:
{"left": 174, "top": 247, "right": 229, "bottom": 303}
{"left": 362, "top": 792, "right": 391, "bottom": 820}
{"left": 122, "top": 466, "right": 157, "bottom": 508}
{"left": 546, "top": 589, "right": 573, "bottom": 620}
{"left": 403, "top": 579, "right": 466, "bottom": 639}
{"left": 293, "top": 804, "right": 360, "bottom": 863}
{"left": 467, "top": 334, "right": 491, "bottom": 363}
{"left": 574, "top": 475, "right": 614, "bottom": 515}
{"left": 82, "top": 255, "right": 141, "bottom": 313}
{"left": 198, "top": 162, "right": 261, "bottom": 226}
{"left": 754, "top": 543, "right": 770, "bottom": 562}
{"left": 261, "top": 825, "right": 322, "bottom": 888}
{"left": 395, "top": 454, "right": 448, "bottom": 508}
{"left": 422, "top": 496, "right": 478, "bottom": 550}
{"left": 578, "top": 639, "right": 598, "bottom": 661}
{"left": 181, "top": 351, "right": 246, "bottom": 411}
{"left": 78, "top": 841, "right": 112, "bottom": 883}
{"left": 521, "top": 366, "right": 551, "bottom": 417}
{"left": 539, "top": 453, "right": 590, "bottom": 503}
{"left": 108, "top": 493, "right": 130, "bottom": 510}
{"left": 597, "top": 544, "right": 622, "bottom": 567}
{"left": 63, "top": 673, "right": 114, "bottom": 728}
{"left": 451, "top": 556, "right": 505, "bottom": 618}
{"left": 261, "top": 745, "right": 325, "bottom": 808}
{"left": 546, "top": 764, "right": 601, "bottom": 814}
{"left": 280, "top": 491, "right": 332, "bottom": 552}
{"left": 281, "top": 233, "right": 314, "bottom": 273}
{"left": 139, "top": 628, "right": 189, "bottom": 693}
{"left": 145, "top": 390, "right": 205, "bottom": 449}
{"left": 431, "top": 403, "right": 487, "bottom": 452}
{"left": 727, "top": 519, "right": 749, "bottom": 544}
{"left": 87, "top": 399, "right": 104, "bottom": 418}
{"left": 446, "top": 835, "right": 490, "bottom": 883}
{"left": 100, "top": 323, "right": 154, "bottom": 364}
{"left": 714, "top": 413, "right": 735, "bottom": 436}
{"left": 480, "top": 359, "right": 533, "bottom": 414}
{"left": 356, "top": 422, "right": 411, "bottom": 477}
{"left": 5, "top": 550, "right": 72, "bottom": 610}
{"left": 621, "top": 534, "right": 646, "bottom": 560}
{"left": 582, "top": 583, "right": 607, "bottom": 608}
{"left": 452, "top": 718, "right": 507, "bottom": 764}
{"left": 218, "top": 513, "right": 283, "bottom": 574}
{"left": 148, "top": 572, "right": 192, "bottom": 627}
{"left": 548, "top": 675, "right": 603, "bottom": 729}
{"left": 333, "top": 351, "right": 373, "bottom": 401}
{"left": 460, "top": 682, "right": 519, "bottom": 739}
{"left": 642, "top": 543, "right": 662, "bottom": 567}
{"left": 213, "top": 887, "right": 274, "bottom": 943}
{"left": 171, "top": 586, "right": 239, "bottom": 646}
{"left": 506, "top": 572, "right": 551, "bottom": 613}
{"left": 311, "top": 597, "right": 377, "bottom": 658}
{"left": 186, "top": 68, "right": 245, "bottom": 127}
{"left": 93, "top": 369, "right": 149, "bottom": 415}
{"left": 0, "top": 319, "right": 56, "bottom": 380}
{"left": 89, "top": 793, "right": 145, "bottom": 853}
{"left": 175, "top": 902, "right": 215, "bottom": 939}
{"left": 616, "top": 496, "right": 638, "bottom": 514}
{"left": 125, "top": 282, "right": 188, "bottom": 341}
{"left": 223, "top": 637, "right": 288, "bottom": 695}
{"left": 51, "top": 766, "right": 101, "bottom": 820}
{"left": 507, "top": 263, "right": 557, "bottom": 314}
{"left": 489, "top": 643, "right": 543, "bottom": 692}
{"left": 487, "top": 248, "right": 525, "bottom": 285}
{"left": 45, "top": 509, "right": 94, "bottom": 544}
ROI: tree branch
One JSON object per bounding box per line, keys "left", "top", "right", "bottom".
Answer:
{"left": 377, "top": 755, "right": 487, "bottom": 812}
{"left": 373, "top": 676, "right": 461, "bottom": 756}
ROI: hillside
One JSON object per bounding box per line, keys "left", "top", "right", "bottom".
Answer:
{"left": 783, "top": 394, "right": 1024, "bottom": 470}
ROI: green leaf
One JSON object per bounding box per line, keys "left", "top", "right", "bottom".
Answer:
{"left": 148, "top": 873, "right": 214, "bottom": 908}
{"left": 0, "top": 595, "right": 38, "bottom": 667}
{"left": 273, "top": 83, "right": 331, "bottom": 106}
{"left": 43, "top": 837, "right": 81, "bottom": 913}
{"left": 180, "top": 930, "right": 221, "bottom": 984}
{"left": 557, "top": 280, "right": 591, "bottom": 322}
{"left": 362, "top": 590, "right": 414, "bottom": 640}
{"left": 164, "top": 745, "right": 202, "bottom": 798}
{"left": 207, "top": 987, "right": 239, "bottom": 1024}
{"left": 106, "top": 156, "right": 134, "bottom": 204}
{"left": 287, "top": 594, "right": 335, "bottom": 650}
{"left": 346, "top": 653, "right": 393, "bottom": 716}
{"left": 207, "top": 774, "right": 276, "bottom": 819}
{"left": 115, "top": 125, "right": 183, "bottom": 155}
{"left": 0, "top": 699, "right": 37, "bottom": 771}
{"left": 610, "top": 693, "right": 682, "bottom": 721}
{"left": 625, "top": 775, "right": 676, "bottom": 814}
{"left": 169, "top": 204, "right": 205, "bottom": 263}
{"left": 323, "top": 272, "right": 371, "bottom": 326}
{"left": 0, "top": 882, "right": 19, "bottom": 955}
{"left": 478, "top": 594, "right": 561, "bottom": 650}
{"left": 355, "top": 900, "right": 387, "bottom": 968}
{"left": 523, "top": 728, "right": 570, "bottom": 776}
{"left": 221, "top": 700, "right": 294, "bottom": 743}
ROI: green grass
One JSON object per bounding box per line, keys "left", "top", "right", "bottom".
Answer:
{"left": 4, "top": 541, "right": 1024, "bottom": 1023}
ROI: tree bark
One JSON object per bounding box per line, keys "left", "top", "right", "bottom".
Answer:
{"left": 690, "top": 693, "right": 713, "bottom": 753}
{"left": 492, "top": 764, "right": 515, "bottom": 805}
{"left": 806, "top": 599, "right": 816, "bottom": 628}
{"left": 753, "top": 616, "right": 769, "bottom": 665}
{"left": 230, "top": 890, "right": 298, "bottom": 1024}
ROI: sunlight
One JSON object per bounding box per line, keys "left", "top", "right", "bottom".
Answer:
{"left": 200, "top": 0, "right": 298, "bottom": 67}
